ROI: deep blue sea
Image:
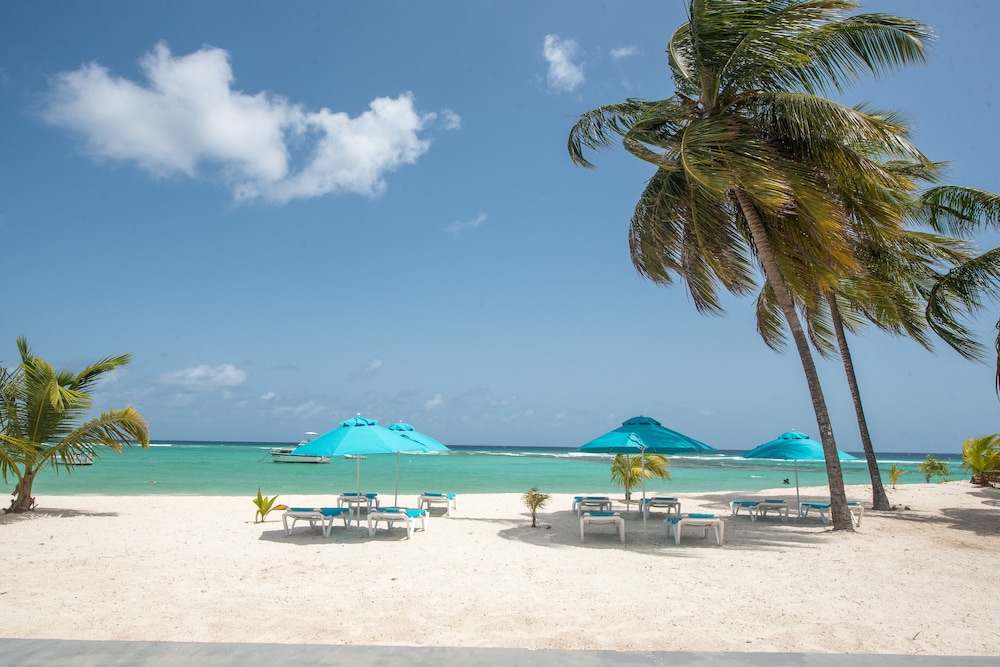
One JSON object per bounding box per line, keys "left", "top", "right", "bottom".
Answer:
{"left": 3, "top": 441, "right": 966, "bottom": 498}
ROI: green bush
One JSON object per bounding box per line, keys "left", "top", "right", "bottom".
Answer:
{"left": 916, "top": 455, "right": 952, "bottom": 483}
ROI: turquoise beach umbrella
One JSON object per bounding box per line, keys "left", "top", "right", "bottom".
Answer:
{"left": 386, "top": 422, "right": 451, "bottom": 504}
{"left": 293, "top": 415, "right": 415, "bottom": 501}
{"left": 579, "top": 417, "right": 715, "bottom": 530}
{"left": 590, "top": 415, "right": 716, "bottom": 454}
{"left": 387, "top": 422, "right": 450, "bottom": 452}
{"left": 742, "top": 430, "right": 857, "bottom": 512}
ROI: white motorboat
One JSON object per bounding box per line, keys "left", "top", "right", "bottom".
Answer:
{"left": 55, "top": 453, "right": 94, "bottom": 466}
{"left": 270, "top": 432, "right": 330, "bottom": 464}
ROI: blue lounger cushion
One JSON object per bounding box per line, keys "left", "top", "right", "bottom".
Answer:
{"left": 404, "top": 509, "right": 427, "bottom": 518}
{"left": 423, "top": 492, "right": 456, "bottom": 499}
{"left": 288, "top": 507, "right": 347, "bottom": 516}
{"left": 802, "top": 502, "right": 830, "bottom": 508}
{"left": 732, "top": 500, "right": 758, "bottom": 506}
{"left": 587, "top": 511, "right": 616, "bottom": 517}
{"left": 764, "top": 499, "right": 784, "bottom": 503}
{"left": 688, "top": 513, "right": 716, "bottom": 518}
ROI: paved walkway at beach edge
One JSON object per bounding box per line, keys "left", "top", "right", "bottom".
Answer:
{"left": 0, "top": 639, "right": 993, "bottom": 666}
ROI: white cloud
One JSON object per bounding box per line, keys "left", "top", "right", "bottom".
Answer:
{"left": 261, "top": 391, "right": 276, "bottom": 400}
{"left": 444, "top": 212, "right": 486, "bottom": 235}
{"left": 425, "top": 394, "right": 445, "bottom": 410}
{"left": 351, "top": 358, "right": 383, "bottom": 379}
{"left": 440, "top": 109, "right": 462, "bottom": 130}
{"left": 158, "top": 364, "right": 247, "bottom": 390}
{"left": 543, "top": 35, "right": 584, "bottom": 93}
{"left": 610, "top": 46, "right": 639, "bottom": 60}
{"left": 40, "top": 42, "right": 441, "bottom": 203}
{"left": 488, "top": 395, "right": 518, "bottom": 408}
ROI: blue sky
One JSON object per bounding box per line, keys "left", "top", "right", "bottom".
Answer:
{"left": 2, "top": 1, "right": 998, "bottom": 452}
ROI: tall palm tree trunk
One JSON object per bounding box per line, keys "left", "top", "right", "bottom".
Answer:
{"left": 825, "top": 292, "right": 891, "bottom": 510}
{"left": 735, "top": 190, "right": 853, "bottom": 530}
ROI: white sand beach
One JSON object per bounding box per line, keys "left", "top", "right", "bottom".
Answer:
{"left": 2, "top": 482, "right": 997, "bottom": 656}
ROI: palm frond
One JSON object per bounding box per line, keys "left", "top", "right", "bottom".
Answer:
{"left": 916, "top": 186, "right": 1000, "bottom": 237}
{"left": 925, "top": 248, "right": 1000, "bottom": 361}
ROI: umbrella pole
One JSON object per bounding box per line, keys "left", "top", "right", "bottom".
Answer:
{"left": 356, "top": 456, "right": 363, "bottom": 531}
{"left": 394, "top": 452, "right": 401, "bottom": 506}
{"left": 641, "top": 449, "right": 647, "bottom": 534}
{"left": 794, "top": 460, "right": 801, "bottom": 517}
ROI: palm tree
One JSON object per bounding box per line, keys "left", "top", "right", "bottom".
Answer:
{"left": 522, "top": 486, "right": 551, "bottom": 528}
{"left": 568, "top": 0, "right": 933, "bottom": 530}
{"left": 610, "top": 453, "right": 670, "bottom": 503}
{"left": 757, "top": 220, "right": 977, "bottom": 511}
{"left": 961, "top": 434, "right": 1000, "bottom": 484}
{"left": 0, "top": 337, "right": 149, "bottom": 512}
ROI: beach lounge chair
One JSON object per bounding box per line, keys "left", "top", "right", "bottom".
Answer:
{"left": 367, "top": 507, "right": 428, "bottom": 538}
{"left": 640, "top": 496, "right": 681, "bottom": 521}
{"left": 580, "top": 511, "right": 625, "bottom": 544}
{"left": 282, "top": 507, "right": 352, "bottom": 538}
{"left": 799, "top": 501, "right": 864, "bottom": 527}
{"left": 755, "top": 499, "right": 790, "bottom": 522}
{"left": 664, "top": 513, "right": 724, "bottom": 546}
{"left": 337, "top": 492, "right": 380, "bottom": 513}
{"left": 418, "top": 492, "right": 457, "bottom": 516}
{"left": 729, "top": 499, "right": 761, "bottom": 520}
{"left": 573, "top": 495, "right": 613, "bottom": 517}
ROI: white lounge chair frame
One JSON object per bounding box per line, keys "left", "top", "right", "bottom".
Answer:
{"left": 664, "top": 516, "right": 725, "bottom": 546}
{"left": 573, "top": 496, "right": 612, "bottom": 517}
{"left": 799, "top": 501, "right": 864, "bottom": 527}
{"left": 282, "top": 508, "right": 352, "bottom": 538}
{"left": 641, "top": 497, "right": 681, "bottom": 521}
{"left": 755, "top": 500, "right": 790, "bottom": 522}
{"left": 729, "top": 500, "right": 760, "bottom": 520}
{"left": 367, "top": 508, "right": 428, "bottom": 538}
{"left": 337, "top": 493, "right": 380, "bottom": 514}
{"left": 579, "top": 512, "right": 625, "bottom": 544}
{"left": 417, "top": 493, "right": 457, "bottom": 516}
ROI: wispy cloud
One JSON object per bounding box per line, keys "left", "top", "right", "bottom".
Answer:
{"left": 425, "top": 394, "right": 445, "bottom": 410}
{"left": 158, "top": 364, "right": 247, "bottom": 390}
{"left": 445, "top": 212, "right": 486, "bottom": 235}
{"left": 351, "top": 358, "right": 384, "bottom": 380}
{"left": 542, "top": 35, "right": 584, "bottom": 93}
{"left": 440, "top": 109, "right": 462, "bottom": 130}
{"left": 39, "top": 42, "right": 456, "bottom": 203}
{"left": 610, "top": 45, "right": 639, "bottom": 60}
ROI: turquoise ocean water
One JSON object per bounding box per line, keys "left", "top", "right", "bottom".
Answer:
{"left": 2, "top": 442, "right": 965, "bottom": 498}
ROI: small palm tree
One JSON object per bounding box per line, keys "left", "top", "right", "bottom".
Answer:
{"left": 610, "top": 453, "right": 670, "bottom": 503}
{"left": 522, "top": 486, "right": 550, "bottom": 528}
{"left": 0, "top": 337, "right": 149, "bottom": 512}
{"left": 888, "top": 463, "right": 909, "bottom": 489}
{"left": 961, "top": 434, "right": 1000, "bottom": 484}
